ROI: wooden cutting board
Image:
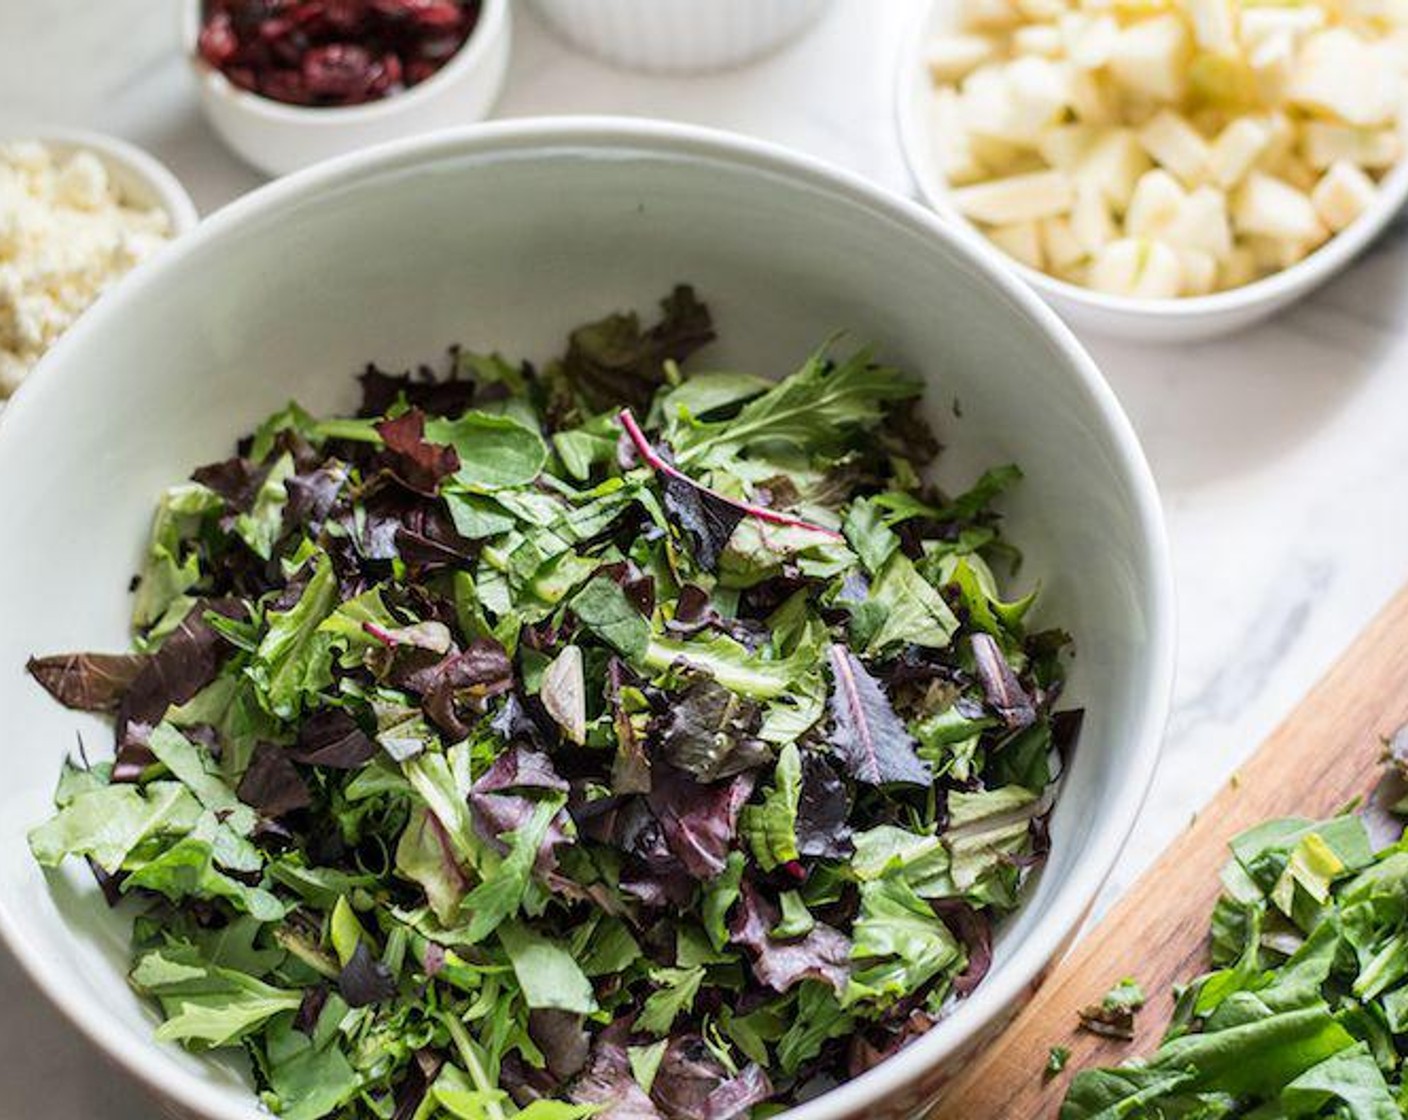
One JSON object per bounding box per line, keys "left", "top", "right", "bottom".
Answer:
{"left": 931, "top": 586, "right": 1408, "bottom": 1120}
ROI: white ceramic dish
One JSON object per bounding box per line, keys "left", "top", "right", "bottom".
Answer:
{"left": 182, "top": 0, "right": 511, "bottom": 177}
{"left": 15, "top": 128, "right": 200, "bottom": 236}
{"left": 896, "top": 0, "right": 1408, "bottom": 342}
{"left": 0, "top": 119, "right": 1173, "bottom": 1120}
{"left": 529, "top": 0, "right": 835, "bottom": 73}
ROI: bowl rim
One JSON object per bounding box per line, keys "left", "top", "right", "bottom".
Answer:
{"left": 0, "top": 117, "right": 1175, "bottom": 1120}
{"left": 180, "top": 0, "right": 509, "bottom": 126}
{"left": 894, "top": 0, "right": 1408, "bottom": 324}
{"left": 2, "top": 127, "right": 200, "bottom": 235}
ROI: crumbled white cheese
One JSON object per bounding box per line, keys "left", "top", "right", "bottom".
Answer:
{"left": 0, "top": 141, "right": 171, "bottom": 397}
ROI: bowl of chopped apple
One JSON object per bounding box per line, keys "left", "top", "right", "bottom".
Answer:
{"left": 897, "top": 0, "right": 1408, "bottom": 340}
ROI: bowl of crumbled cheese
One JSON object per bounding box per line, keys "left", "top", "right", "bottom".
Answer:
{"left": 0, "top": 131, "right": 198, "bottom": 401}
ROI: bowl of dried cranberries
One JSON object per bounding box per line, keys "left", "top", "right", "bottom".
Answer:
{"left": 185, "top": 0, "right": 511, "bottom": 176}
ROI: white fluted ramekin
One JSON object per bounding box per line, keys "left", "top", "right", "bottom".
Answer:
{"left": 529, "top": 0, "right": 834, "bottom": 73}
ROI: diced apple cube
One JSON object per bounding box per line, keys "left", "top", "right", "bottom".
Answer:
{"left": 1038, "top": 123, "right": 1099, "bottom": 170}
{"left": 1301, "top": 122, "right": 1402, "bottom": 171}
{"left": 1246, "top": 234, "right": 1315, "bottom": 270}
{"left": 932, "top": 88, "right": 987, "bottom": 185}
{"left": 1041, "top": 216, "right": 1089, "bottom": 269}
{"left": 1232, "top": 172, "right": 1328, "bottom": 244}
{"left": 960, "top": 0, "right": 1021, "bottom": 31}
{"left": 962, "top": 63, "right": 1066, "bottom": 145}
{"left": 1138, "top": 110, "right": 1212, "bottom": 185}
{"left": 1179, "top": 249, "right": 1218, "bottom": 295}
{"left": 1008, "top": 57, "right": 1074, "bottom": 123}
{"left": 1239, "top": 6, "right": 1324, "bottom": 51}
{"left": 1068, "top": 68, "right": 1119, "bottom": 124}
{"left": 1059, "top": 12, "right": 1119, "bottom": 67}
{"left": 1209, "top": 117, "right": 1272, "bottom": 188}
{"left": 970, "top": 134, "right": 1042, "bottom": 175}
{"left": 1070, "top": 182, "right": 1117, "bottom": 252}
{"left": 1311, "top": 161, "right": 1379, "bottom": 231}
{"left": 1089, "top": 238, "right": 1184, "bottom": 297}
{"left": 1220, "top": 246, "right": 1258, "bottom": 289}
{"left": 1125, "top": 169, "right": 1187, "bottom": 237}
{"left": 951, "top": 170, "right": 1077, "bottom": 223}
{"left": 926, "top": 34, "right": 1000, "bottom": 84}
{"left": 1248, "top": 33, "right": 1295, "bottom": 105}
{"left": 1108, "top": 14, "right": 1192, "bottom": 103}
{"left": 1185, "top": 0, "right": 1237, "bottom": 53}
{"left": 1190, "top": 52, "right": 1261, "bottom": 111}
{"left": 1168, "top": 186, "right": 1234, "bottom": 259}
{"left": 1075, "top": 128, "right": 1153, "bottom": 211}
{"left": 1275, "top": 156, "right": 1319, "bottom": 193}
{"left": 1014, "top": 24, "right": 1064, "bottom": 56}
{"left": 987, "top": 221, "right": 1047, "bottom": 269}
{"left": 1287, "top": 29, "right": 1398, "bottom": 128}
{"left": 1016, "top": 0, "right": 1069, "bottom": 20}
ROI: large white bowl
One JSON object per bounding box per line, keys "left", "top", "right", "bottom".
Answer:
{"left": 896, "top": 0, "right": 1408, "bottom": 342}
{"left": 182, "top": 0, "right": 511, "bottom": 177}
{"left": 0, "top": 120, "right": 1173, "bottom": 1120}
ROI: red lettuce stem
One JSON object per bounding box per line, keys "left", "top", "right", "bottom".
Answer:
{"left": 616, "top": 409, "right": 844, "bottom": 540}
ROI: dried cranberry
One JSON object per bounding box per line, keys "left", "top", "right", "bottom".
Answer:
{"left": 322, "top": 0, "right": 367, "bottom": 33}
{"left": 404, "top": 56, "right": 438, "bottom": 85}
{"left": 198, "top": 11, "right": 240, "bottom": 65}
{"left": 368, "top": 51, "right": 403, "bottom": 96}
{"left": 225, "top": 65, "right": 259, "bottom": 90}
{"left": 302, "top": 43, "right": 376, "bottom": 100}
{"left": 259, "top": 68, "right": 313, "bottom": 104}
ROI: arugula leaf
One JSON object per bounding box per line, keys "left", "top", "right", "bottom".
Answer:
{"left": 676, "top": 345, "right": 922, "bottom": 468}
{"left": 637, "top": 965, "right": 706, "bottom": 1037}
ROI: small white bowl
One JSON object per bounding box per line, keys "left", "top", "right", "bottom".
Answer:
{"left": 896, "top": 0, "right": 1408, "bottom": 342}
{"left": 20, "top": 128, "right": 199, "bottom": 236}
{"left": 182, "top": 0, "right": 511, "bottom": 177}
{"left": 529, "top": 0, "right": 834, "bottom": 74}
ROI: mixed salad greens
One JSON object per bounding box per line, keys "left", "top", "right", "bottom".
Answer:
{"left": 27, "top": 288, "right": 1079, "bottom": 1120}
{"left": 1063, "top": 754, "right": 1408, "bottom": 1119}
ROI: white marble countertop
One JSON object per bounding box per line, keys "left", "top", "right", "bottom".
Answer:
{"left": 6, "top": 1, "right": 1408, "bottom": 1115}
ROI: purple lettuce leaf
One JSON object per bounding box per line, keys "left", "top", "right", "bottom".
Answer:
{"left": 236, "top": 742, "right": 311, "bottom": 819}
{"left": 562, "top": 284, "right": 715, "bottom": 413}
{"left": 290, "top": 709, "right": 379, "bottom": 769}
{"left": 646, "top": 765, "right": 755, "bottom": 880}
{"left": 729, "top": 881, "right": 851, "bottom": 995}
{"left": 970, "top": 632, "right": 1036, "bottom": 730}
{"left": 570, "top": 1034, "right": 664, "bottom": 1120}
{"left": 528, "top": 1009, "right": 590, "bottom": 1082}
{"left": 374, "top": 410, "right": 460, "bottom": 496}
{"left": 357, "top": 363, "right": 477, "bottom": 420}
{"left": 795, "top": 751, "right": 853, "bottom": 860}
{"left": 650, "top": 1035, "right": 772, "bottom": 1120}
{"left": 930, "top": 899, "right": 992, "bottom": 999}
{"left": 826, "top": 644, "right": 931, "bottom": 787}
{"left": 26, "top": 652, "right": 147, "bottom": 713}
{"left": 337, "top": 941, "right": 397, "bottom": 1008}
{"left": 654, "top": 677, "right": 767, "bottom": 782}
{"left": 661, "top": 472, "right": 747, "bottom": 573}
